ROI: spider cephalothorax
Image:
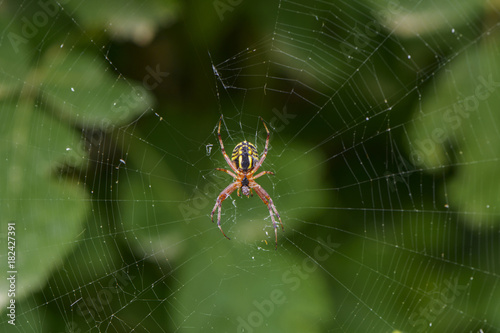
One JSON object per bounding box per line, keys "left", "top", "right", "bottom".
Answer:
{"left": 211, "top": 116, "right": 284, "bottom": 249}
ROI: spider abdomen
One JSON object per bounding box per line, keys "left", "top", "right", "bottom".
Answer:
{"left": 231, "top": 141, "right": 259, "bottom": 171}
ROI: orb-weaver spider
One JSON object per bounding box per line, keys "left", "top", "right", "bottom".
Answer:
{"left": 211, "top": 116, "right": 284, "bottom": 249}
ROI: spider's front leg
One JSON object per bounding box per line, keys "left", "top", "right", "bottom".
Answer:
{"left": 215, "top": 168, "right": 237, "bottom": 179}
{"left": 211, "top": 182, "right": 239, "bottom": 240}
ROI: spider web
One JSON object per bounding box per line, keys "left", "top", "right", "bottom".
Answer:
{"left": 1, "top": 0, "right": 500, "bottom": 332}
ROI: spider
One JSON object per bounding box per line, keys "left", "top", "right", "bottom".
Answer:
{"left": 211, "top": 116, "right": 284, "bottom": 249}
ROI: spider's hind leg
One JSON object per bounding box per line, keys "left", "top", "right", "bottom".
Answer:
{"left": 211, "top": 201, "right": 231, "bottom": 240}
{"left": 211, "top": 182, "right": 239, "bottom": 241}
{"left": 250, "top": 182, "right": 284, "bottom": 249}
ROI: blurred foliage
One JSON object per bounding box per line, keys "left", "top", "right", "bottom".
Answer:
{"left": 0, "top": 100, "right": 88, "bottom": 302}
{"left": 408, "top": 29, "right": 500, "bottom": 227}
{"left": 0, "top": 0, "right": 160, "bottom": 327}
{"left": 1, "top": 0, "right": 500, "bottom": 332}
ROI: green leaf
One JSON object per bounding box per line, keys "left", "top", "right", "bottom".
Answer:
{"left": 172, "top": 244, "right": 334, "bottom": 332}
{"left": 64, "top": 0, "right": 179, "bottom": 45}
{"left": 0, "top": 5, "right": 158, "bottom": 315}
{"left": 0, "top": 11, "right": 31, "bottom": 98}
{"left": 38, "top": 47, "right": 156, "bottom": 128}
{"left": 407, "top": 32, "right": 500, "bottom": 226}
{"left": 0, "top": 101, "right": 88, "bottom": 306}
{"left": 372, "top": 0, "right": 485, "bottom": 36}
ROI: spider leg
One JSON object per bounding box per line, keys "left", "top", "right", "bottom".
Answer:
{"left": 250, "top": 181, "right": 284, "bottom": 250}
{"left": 215, "top": 168, "right": 237, "bottom": 179}
{"left": 218, "top": 116, "right": 239, "bottom": 173}
{"left": 252, "top": 117, "right": 270, "bottom": 173}
{"left": 253, "top": 170, "right": 274, "bottom": 179}
{"left": 211, "top": 182, "right": 239, "bottom": 240}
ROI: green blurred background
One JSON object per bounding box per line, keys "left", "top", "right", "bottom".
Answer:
{"left": 1, "top": 0, "right": 500, "bottom": 332}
